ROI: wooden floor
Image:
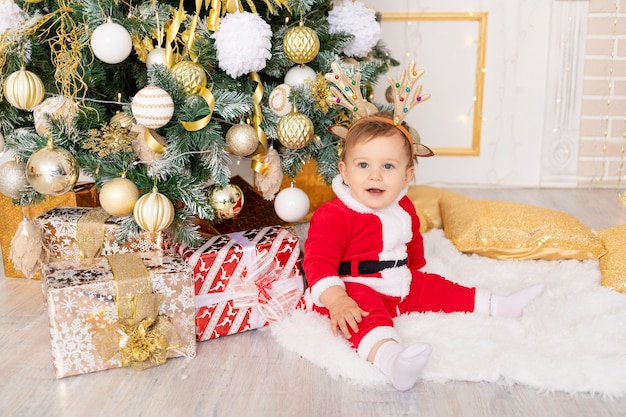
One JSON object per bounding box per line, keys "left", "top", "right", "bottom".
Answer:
{"left": 2, "top": 187, "right": 626, "bottom": 417}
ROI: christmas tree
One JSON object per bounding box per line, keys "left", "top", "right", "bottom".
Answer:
{"left": 0, "top": 0, "right": 397, "bottom": 247}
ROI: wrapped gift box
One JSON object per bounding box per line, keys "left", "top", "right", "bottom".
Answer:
{"left": 176, "top": 226, "right": 304, "bottom": 341}
{"left": 43, "top": 251, "right": 196, "bottom": 378}
{"left": 0, "top": 183, "right": 99, "bottom": 278}
{"left": 35, "top": 207, "right": 166, "bottom": 261}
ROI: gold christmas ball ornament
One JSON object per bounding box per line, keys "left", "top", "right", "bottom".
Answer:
{"left": 208, "top": 183, "right": 244, "bottom": 219}
{"left": 0, "top": 160, "right": 28, "bottom": 199}
{"left": 269, "top": 84, "right": 293, "bottom": 116}
{"left": 26, "top": 142, "right": 79, "bottom": 196}
{"left": 110, "top": 111, "right": 133, "bottom": 128}
{"left": 99, "top": 176, "right": 140, "bottom": 217}
{"left": 33, "top": 96, "right": 79, "bottom": 136}
{"left": 283, "top": 23, "right": 320, "bottom": 65}
{"left": 131, "top": 85, "right": 175, "bottom": 129}
{"left": 225, "top": 122, "right": 259, "bottom": 157}
{"left": 276, "top": 108, "right": 314, "bottom": 149}
{"left": 171, "top": 60, "right": 207, "bottom": 96}
{"left": 3, "top": 67, "right": 45, "bottom": 111}
{"left": 133, "top": 187, "right": 175, "bottom": 232}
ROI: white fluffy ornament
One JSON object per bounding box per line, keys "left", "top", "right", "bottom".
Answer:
{"left": 328, "top": 1, "right": 381, "bottom": 58}
{"left": 0, "top": 0, "right": 24, "bottom": 35}
{"left": 211, "top": 11, "right": 272, "bottom": 78}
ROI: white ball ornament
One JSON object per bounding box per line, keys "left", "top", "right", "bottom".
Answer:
{"left": 146, "top": 46, "right": 167, "bottom": 67}
{"left": 274, "top": 185, "right": 310, "bottom": 223}
{"left": 284, "top": 65, "right": 317, "bottom": 87}
{"left": 131, "top": 85, "right": 175, "bottom": 129}
{"left": 90, "top": 19, "right": 133, "bottom": 64}
{"left": 99, "top": 176, "right": 140, "bottom": 217}
{"left": 133, "top": 187, "right": 175, "bottom": 232}
{"left": 269, "top": 84, "right": 293, "bottom": 116}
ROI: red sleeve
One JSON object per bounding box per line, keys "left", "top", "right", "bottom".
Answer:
{"left": 303, "top": 199, "right": 349, "bottom": 288}
{"left": 399, "top": 196, "right": 426, "bottom": 270}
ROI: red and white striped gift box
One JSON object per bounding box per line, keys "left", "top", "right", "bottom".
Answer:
{"left": 176, "top": 226, "right": 304, "bottom": 341}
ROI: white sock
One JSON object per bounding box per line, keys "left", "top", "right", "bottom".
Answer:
{"left": 490, "top": 283, "right": 545, "bottom": 318}
{"left": 373, "top": 341, "right": 432, "bottom": 391}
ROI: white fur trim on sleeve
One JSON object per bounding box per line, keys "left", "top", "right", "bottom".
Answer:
{"left": 310, "top": 276, "right": 346, "bottom": 307}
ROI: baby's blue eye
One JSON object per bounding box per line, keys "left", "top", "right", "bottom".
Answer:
{"left": 384, "top": 163, "right": 394, "bottom": 169}
{"left": 358, "top": 162, "right": 368, "bottom": 168}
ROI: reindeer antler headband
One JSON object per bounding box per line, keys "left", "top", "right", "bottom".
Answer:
{"left": 325, "top": 60, "right": 434, "bottom": 158}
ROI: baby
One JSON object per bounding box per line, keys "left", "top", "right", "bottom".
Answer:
{"left": 303, "top": 111, "right": 544, "bottom": 390}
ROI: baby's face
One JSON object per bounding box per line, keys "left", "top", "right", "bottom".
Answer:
{"left": 338, "top": 132, "right": 414, "bottom": 210}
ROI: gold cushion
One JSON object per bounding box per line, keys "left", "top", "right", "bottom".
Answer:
{"left": 439, "top": 193, "right": 607, "bottom": 261}
{"left": 598, "top": 225, "right": 626, "bottom": 293}
{"left": 407, "top": 186, "right": 463, "bottom": 231}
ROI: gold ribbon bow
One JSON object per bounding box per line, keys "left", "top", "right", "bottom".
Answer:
{"left": 93, "top": 253, "right": 181, "bottom": 370}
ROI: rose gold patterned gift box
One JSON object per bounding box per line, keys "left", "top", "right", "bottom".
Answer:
{"left": 34, "top": 207, "right": 166, "bottom": 261}
{"left": 43, "top": 252, "right": 196, "bottom": 378}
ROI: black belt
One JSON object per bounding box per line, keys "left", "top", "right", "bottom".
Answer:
{"left": 338, "top": 259, "right": 408, "bottom": 276}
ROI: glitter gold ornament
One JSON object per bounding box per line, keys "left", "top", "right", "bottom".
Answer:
{"left": 276, "top": 107, "right": 314, "bottom": 150}
{"left": 208, "top": 183, "right": 244, "bottom": 219}
{"left": 283, "top": 23, "right": 320, "bottom": 65}
{"left": 225, "top": 122, "right": 259, "bottom": 156}
{"left": 171, "top": 60, "right": 207, "bottom": 96}
{"left": 33, "top": 96, "right": 79, "bottom": 136}
{"left": 0, "top": 160, "right": 27, "bottom": 199}
{"left": 131, "top": 85, "right": 175, "bottom": 129}
{"left": 133, "top": 187, "right": 175, "bottom": 232}
{"left": 99, "top": 176, "right": 140, "bottom": 217}
{"left": 26, "top": 141, "right": 79, "bottom": 196}
{"left": 3, "top": 67, "right": 45, "bottom": 111}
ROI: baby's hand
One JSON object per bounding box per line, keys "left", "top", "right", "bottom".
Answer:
{"left": 326, "top": 294, "right": 369, "bottom": 339}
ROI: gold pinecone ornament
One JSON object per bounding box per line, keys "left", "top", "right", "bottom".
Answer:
{"left": 283, "top": 22, "right": 320, "bottom": 65}
{"left": 276, "top": 106, "right": 314, "bottom": 150}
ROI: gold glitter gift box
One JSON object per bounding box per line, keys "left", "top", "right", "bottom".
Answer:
{"left": 0, "top": 183, "right": 99, "bottom": 279}
{"left": 34, "top": 206, "right": 166, "bottom": 262}
{"left": 42, "top": 252, "right": 196, "bottom": 378}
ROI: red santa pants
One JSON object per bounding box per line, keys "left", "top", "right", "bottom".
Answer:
{"left": 313, "top": 271, "right": 476, "bottom": 350}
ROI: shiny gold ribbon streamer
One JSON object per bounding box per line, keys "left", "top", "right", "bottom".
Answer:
{"left": 131, "top": 125, "right": 167, "bottom": 154}
{"left": 249, "top": 71, "right": 269, "bottom": 174}
{"left": 92, "top": 253, "right": 182, "bottom": 370}
{"left": 76, "top": 207, "right": 111, "bottom": 259}
{"left": 207, "top": 0, "right": 221, "bottom": 31}
{"left": 180, "top": 81, "right": 216, "bottom": 131}
{"left": 164, "top": 0, "right": 186, "bottom": 68}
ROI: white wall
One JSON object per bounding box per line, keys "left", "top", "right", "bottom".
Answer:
{"left": 363, "top": 0, "right": 566, "bottom": 187}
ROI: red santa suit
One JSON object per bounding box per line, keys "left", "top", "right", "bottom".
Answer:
{"left": 304, "top": 175, "right": 477, "bottom": 359}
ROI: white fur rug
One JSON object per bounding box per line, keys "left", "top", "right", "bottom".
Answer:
{"left": 271, "top": 229, "right": 626, "bottom": 397}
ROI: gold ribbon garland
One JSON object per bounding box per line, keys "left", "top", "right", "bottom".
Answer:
{"left": 92, "top": 253, "right": 182, "bottom": 370}
{"left": 179, "top": 0, "right": 216, "bottom": 132}
{"left": 164, "top": 0, "right": 187, "bottom": 68}
{"left": 206, "top": 0, "right": 290, "bottom": 31}
{"left": 249, "top": 71, "right": 269, "bottom": 173}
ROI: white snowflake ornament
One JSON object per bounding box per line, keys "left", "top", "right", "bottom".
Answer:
{"left": 328, "top": 0, "right": 381, "bottom": 58}
{"left": 211, "top": 11, "right": 273, "bottom": 78}
{"left": 0, "top": 0, "right": 24, "bottom": 35}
